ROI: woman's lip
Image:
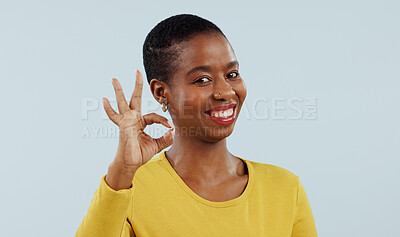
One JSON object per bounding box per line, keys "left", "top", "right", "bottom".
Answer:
{"left": 205, "top": 104, "right": 236, "bottom": 115}
{"left": 205, "top": 106, "right": 236, "bottom": 125}
{"left": 205, "top": 104, "right": 236, "bottom": 114}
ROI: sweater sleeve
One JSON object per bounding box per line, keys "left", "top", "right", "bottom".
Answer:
{"left": 75, "top": 174, "right": 135, "bottom": 237}
{"left": 291, "top": 176, "right": 318, "bottom": 237}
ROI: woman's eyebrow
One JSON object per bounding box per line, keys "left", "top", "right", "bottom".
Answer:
{"left": 186, "top": 65, "right": 212, "bottom": 76}
{"left": 227, "top": 60, "right": 239, "bottom": 68}
{"left": 186, "top": 60, "right": 239, "bottom": 77}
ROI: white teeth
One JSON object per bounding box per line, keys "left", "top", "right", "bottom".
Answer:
{"left": 210, "top": 108, "right": 233, "bottom": 118}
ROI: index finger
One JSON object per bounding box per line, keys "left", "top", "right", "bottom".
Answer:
{"left": 129, "top": 69, "right": 143, "bottom": 112}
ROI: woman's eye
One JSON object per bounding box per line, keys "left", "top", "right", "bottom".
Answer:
{"left": 227, "top": 71, "right": 240, "bottom": 79}
{"left": 194, "top": 77, "right": 211, "bottom": 83}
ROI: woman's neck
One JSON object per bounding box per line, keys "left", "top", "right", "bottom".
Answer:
{"left": 165, "top": 135, "right": 242, "bottom": 186}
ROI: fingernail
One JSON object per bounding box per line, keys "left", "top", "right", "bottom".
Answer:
{"left": 167, "top": 120, "right": 175, "bottom": 129}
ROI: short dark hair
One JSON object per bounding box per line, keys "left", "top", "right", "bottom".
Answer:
{"left": 142, "top": 14, "right": 227, "bottom": 85}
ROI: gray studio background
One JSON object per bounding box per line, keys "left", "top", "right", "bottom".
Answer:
{"left": 1, "top": 0, "right": 399, "bottom": 236}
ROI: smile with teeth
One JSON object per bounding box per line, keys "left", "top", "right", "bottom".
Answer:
{"left": 209, "top": 108, "right": 234, "bottom": 118}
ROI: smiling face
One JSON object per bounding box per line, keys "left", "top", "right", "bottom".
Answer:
{"left": 151, "top": 32, "right": 247, "bottom": 143}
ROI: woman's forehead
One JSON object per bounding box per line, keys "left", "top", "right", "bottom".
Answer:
{"left": 177, "top": 33, "right": 237, "bottom": 69}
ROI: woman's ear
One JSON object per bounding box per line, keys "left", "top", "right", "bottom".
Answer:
{"left": 149, "top": 78, "right": 169, "bottom": 104}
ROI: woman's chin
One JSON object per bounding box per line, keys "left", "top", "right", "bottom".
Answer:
{"left": 201, "top": 125, "right": 235, "bottom": 143}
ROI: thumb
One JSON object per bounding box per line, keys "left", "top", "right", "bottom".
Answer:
{"left": 155, "top": 128, "right": 175, "bottom": 153}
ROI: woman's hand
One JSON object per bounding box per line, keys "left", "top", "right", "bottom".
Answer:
{"left": 103, "top": 70, "right": 175, "bottom": 190}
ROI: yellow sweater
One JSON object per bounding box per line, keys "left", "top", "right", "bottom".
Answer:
{"left": 76, "top": 151, "right": 318, "bottom": 236}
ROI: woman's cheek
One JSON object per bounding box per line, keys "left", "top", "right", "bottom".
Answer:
{"left": 236, "top": 79, "right": 247, "bottom": 102}
{"left": 176, "top": 92, "right": 200, "bottom": 119}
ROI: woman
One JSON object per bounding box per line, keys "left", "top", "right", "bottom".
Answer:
{"left": 76, "top": 14, "right": 318, "bottom": 236}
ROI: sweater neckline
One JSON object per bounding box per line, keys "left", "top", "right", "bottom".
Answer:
{"left": 160, "top": 150, "right": 255, "bottom": 208}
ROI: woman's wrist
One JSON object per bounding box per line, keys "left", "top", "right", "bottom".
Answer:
{"left": 105, "top": 161, "right": 138, "bottom": 191}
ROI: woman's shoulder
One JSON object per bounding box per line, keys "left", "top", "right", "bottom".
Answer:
{"left": 244, "top": 158, "right": 299, "bottom": 186}
{"left": 132, "top": 152, "right": 167, "bottom": 180}
{"left": 138, "top": 151, "right": 165, "bottom": 167}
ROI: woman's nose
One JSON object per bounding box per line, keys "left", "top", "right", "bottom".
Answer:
{"left": 212, "top": 77, "right": 235, "bottom": 100}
